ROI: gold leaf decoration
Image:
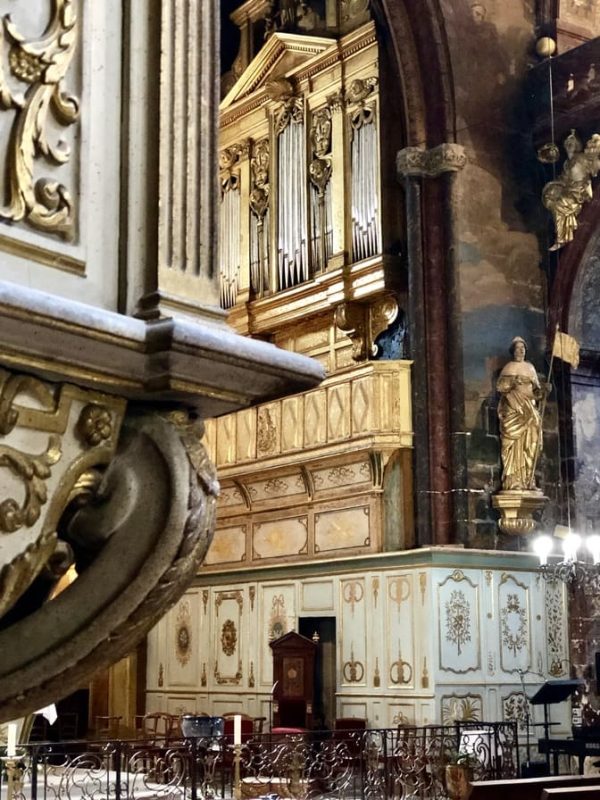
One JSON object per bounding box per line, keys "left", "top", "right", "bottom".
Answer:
{"left": 0, "top": 434, "right": 62, "bottom": 533}
{"left": 221, "top": 618, "right": 237, "bottom": 656}
{"left": 0, "top": 0, "right": 80, "bottom": 238}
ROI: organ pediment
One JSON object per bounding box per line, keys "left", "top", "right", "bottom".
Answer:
{"left": 220, "top": 32, "right": 334, "bottom": 110}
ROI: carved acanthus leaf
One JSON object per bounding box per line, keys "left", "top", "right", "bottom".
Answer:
{"left": 0, "top": 0, "right": 80, "bottom": 238}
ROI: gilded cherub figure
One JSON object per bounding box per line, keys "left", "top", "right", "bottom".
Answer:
{"left": 542, "top": 130, "right": 600, "bottom": 251}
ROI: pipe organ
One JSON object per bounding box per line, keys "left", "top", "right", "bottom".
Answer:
{"left": 219, "top": 1, "right": 404, "bottom": 359}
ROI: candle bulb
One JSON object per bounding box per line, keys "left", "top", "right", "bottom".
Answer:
{"left": 7, "top": 722, "right": 17, "bottom": 757}
{"left": 234, "top": 714, "right": 242, "bottom": 746}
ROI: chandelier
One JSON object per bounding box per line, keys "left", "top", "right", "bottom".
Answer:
{"left": 533, "top": 532, "right": 600, "bottom": 588}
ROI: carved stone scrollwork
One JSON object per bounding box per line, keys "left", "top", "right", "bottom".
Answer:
{"left": 397, "top": 143, "right": 467, "bottom": 178}
{"left": 0, "top": 0, "right": 80, "bottom": 239}
{"left": 0, "top": 380, "right": 219, "bottom": 721}
{"left": 335, "top": 295, "right": 399, "bottom": 361}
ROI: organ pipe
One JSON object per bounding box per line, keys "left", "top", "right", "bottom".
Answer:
{"left": 277, "top": 119, "right": 308, "bottom": 290}
{"left": 219, "top": 183, "right": 241, "bottom": 308}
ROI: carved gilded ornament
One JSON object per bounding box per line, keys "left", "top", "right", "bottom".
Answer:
{"left": 500, "top": 593, "right": 528, "bottom": 657}
{"left": 441, "top": 695, "right": 482, "bottom": 724}
{"left": 269, "top": 593, "right": 287, "bottom": 640}
{"left": 389, "top": 576, "right": 411, "bottom": 606}
{"left": 1, "top": 401, "right": 219, "bottom": 721}
{"left": 0, "top": 369, "right": 124, "bottom": 619}
{"left": 257, "top": 407, "right": 277, "bottom": 455}
{"left": 277, "top": 91, "right": 303, "bottom": 130}
{"left": 445, "top": 589, "right": 471, "bottom": 656}
{"left": 335, "top": 295, "right": 398, "bottom": 361}
{"left": 372, "top": 576, "right": 379, "bottom": 607}
{"left": 219, "top": 145, "right": 243, "bottom": 193}
{"left": 421, "top": 657, "right": 429, "bottom": 689}
{"left": 249, "top": 139, "right": 270, "bottom": 220}
{"left": 342, "top": 579, "right": 364, "bottom": 613}
{"left": 175, "top": 603, "right": 192, "bottom": 667}
{"left": 390, "top": 643, "right": 412, "bottom": 685}
{"left": 249, "top": 660, "right": 255, "bottom": 688}
{"left": 342, "top": 645, "right": 365, "bottom": 683}
{"left": 214, "top": 658, "right": 243, "bottom": 685}
{"left": 221, "top": 619, "right": 237, "bottom": 656}
{"left": 77, "top": 404, "right": 113, "bottom": 447}
{"left": 545, "top": 582, "right": 565, "bottom": 676}
{"left": 215, "top": 590, "right": 243, "bottom": 614}
{"left": 309, "top": 107, "right": 332, "bottom": 198}
{"left": 503, "top": 692, "right": 530, "bottom": 731}
{"left": 0, "top": 0, "right": 80, "bottom": 238}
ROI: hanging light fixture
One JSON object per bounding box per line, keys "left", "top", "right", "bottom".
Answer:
{"left": 533, "top": 531, "right": 600, "bottom": 588}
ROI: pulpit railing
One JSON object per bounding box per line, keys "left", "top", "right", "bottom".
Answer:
{"left": 0, "top": 722, "right": 518, "bottom": 800}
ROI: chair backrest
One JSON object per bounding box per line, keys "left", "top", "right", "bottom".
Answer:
{"left": 58, "top": 712, "right": 79, "bottom": 740}
{"left": 223, "top": 715, "right": 254, "bottom": 742}
{"left": 334, "top": 718, "right": 367, "bottom": 732}
{"left": 278, "top": 698, "right": 307, "bottom": 728}
{"left": 95, "top": 715, "right": 122, "bottom": 740}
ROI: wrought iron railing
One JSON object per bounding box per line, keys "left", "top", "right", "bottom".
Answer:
{"left": 0, "top": 722, "right": 518, "bottom": 800}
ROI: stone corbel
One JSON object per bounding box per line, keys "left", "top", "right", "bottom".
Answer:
{"left": 0, "top": 368, "right": 219, "bottom": 720}
{"left": 397, "top": 143, "right": 467, "bottom": 179}
{"left": 0, "top": 283, "right": 323, "bottom": 722}
{"left": 335, "top": 294, "right": 398, "bottom": 361}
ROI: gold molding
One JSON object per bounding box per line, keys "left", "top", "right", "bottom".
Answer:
{"left": 0, "top": 232, "right": 85, "bottom": 275}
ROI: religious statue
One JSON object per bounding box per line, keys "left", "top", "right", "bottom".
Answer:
{"left": 542, "top": 130, "right": 600, "bottom": 251}
{"left": 497, "top": 337, "right": 548, "bottom": 491}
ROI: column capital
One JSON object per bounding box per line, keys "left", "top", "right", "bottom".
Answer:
{"left": 397, "top": 143, "right": 467, "bottom": 179}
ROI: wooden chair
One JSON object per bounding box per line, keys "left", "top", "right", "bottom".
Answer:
{"left": 58, "top": 712, "right": 79, "bottom": 740}
{"left": 222, "top": 712, "right": 266, "bottom": 738}
{"left": 95, "top": 715, "right": 122, "bottom": 740}
{"left": 223, "top": 714, "right": 254, "bottom": 744}
{"left": 333, "top": 718, "right": 367, "bottom": 762}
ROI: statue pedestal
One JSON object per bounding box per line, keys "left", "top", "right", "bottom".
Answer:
{"left": 492, "top": 490, "right": 548, "bottom": 535}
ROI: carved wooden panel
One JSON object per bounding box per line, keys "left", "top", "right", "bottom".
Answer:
{"left": 385, "top": 574, "right": 415, "bottom": 690}
{"left": 253, "top": 515, "right": 308, "bottom": 560}
{"left": 166, "top": 592, "right": 199, "bottom": 689}
{"left": 314, "top": 505, "right": 370, "bottom": 554}
{"left": 204, "top": 362, "right": 413, "bottom": 470}
{"left": 301, "top": 580, "right": 334, "bottom": 612}
{"left": 545, "top": 580, "right": 568, "bottom": 677}
{"left": 236, "top": 408, "right": 257, "bottom": 462}
{"left": 213, "top": 590, "right": 244, "bottom": 687}
{"left": 438, "top": 570, "right": 481, "bottom": 675}
{"left": 340, "top": 578, "right": 367, "bottom": 687}
{"left": 204, "top": 524, "right": 247, "bottom": 566}
{"left": 0, "top": 1, "right": 122, "bottom": 308}
{"left": 498, "top": 573, "right": 531, "bottom": 675}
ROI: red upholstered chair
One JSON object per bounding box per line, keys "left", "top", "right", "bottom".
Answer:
{"left": 223, "top": 714, "right": 255, "bottom": 743}
{"left": 333, "top": 718, "right": 367, "bottom": 763}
